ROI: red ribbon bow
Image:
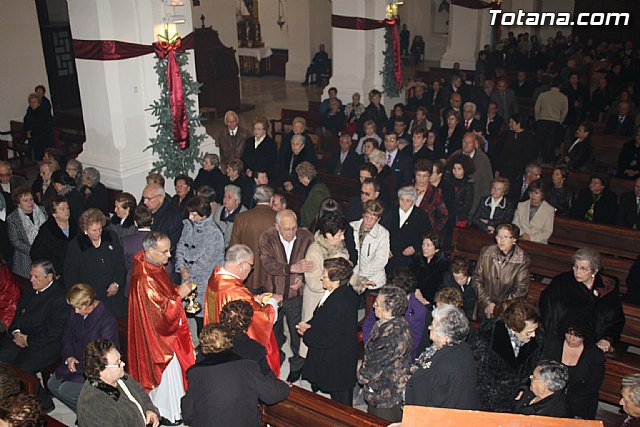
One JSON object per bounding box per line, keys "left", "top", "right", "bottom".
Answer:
{"left": 153, "top": 37, "right": 189, "bottom": 149}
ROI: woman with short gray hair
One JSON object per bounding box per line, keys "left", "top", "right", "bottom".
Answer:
{"left": 405, "top": 305, "right": 480, "bottom": 410}
{"left": 213, "top": 184, "right": 247, "bottom": 248}
{"left": 514, "top": 360, "right": 571, "bottom": 418}
{"left": 358, "top": 286, "right": 412, "bottom": 422}
{"left": 79, "top": 167, "right": 108, "bottom": 212}
{"left": 540, "top": 247, "right": 624, "bottom": 354}
{"left": 621, "top": 374, "right": 640, "bottom": 421}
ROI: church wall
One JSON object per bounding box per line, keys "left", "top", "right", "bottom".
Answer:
{"left": 538, "top": 0, "right": 574, "bottom": 42}
{"left": 191, "top": 0, "right": 239, "bottom": 53}
{"left": 308, "top": 0, "right": 332, "bottom": 59}
{"left": 0, "top": 0, "right": 49, "bottom": 130}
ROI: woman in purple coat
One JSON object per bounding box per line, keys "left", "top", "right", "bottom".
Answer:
{"left": 362, "top": 268, "right": 428, "bottom": 359}
{"left": 47, "top": 283, "right": 119, "bottom": 412}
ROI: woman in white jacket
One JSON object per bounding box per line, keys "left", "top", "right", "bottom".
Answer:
{"left": 350, "top": 200, "right": 390, "bottom": 290}
{"left": 512, "top": 180, "right": 555, "bottom": 244}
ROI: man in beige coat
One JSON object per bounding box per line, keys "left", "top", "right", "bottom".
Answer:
{"left": 259, "top": 210, "right": 314, "bottom": 382}
{"left": 229, "top": 185, "right": 277, "bottom": 292}
{"left": 216, "top": 110, "right": 252, "bottom": 172}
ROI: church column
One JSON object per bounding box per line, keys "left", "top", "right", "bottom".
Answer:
{"left": 441, "top": 4, "right": 493, "bottom": 70}
{"left": 326, "top": 0, "right": 387, "bottom": 103}
{"left": 67, "top": 0, "right": 215, "bottom": 197}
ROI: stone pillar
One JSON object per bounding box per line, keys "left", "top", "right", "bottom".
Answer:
{"left": 67, "top": 0, "right": 215, "bottom": 197}
{"left": 440, "top": 4, "right": 493, "bottom": 70}
{"left": 325, "top": 0, "right": 387, "bottom": 103}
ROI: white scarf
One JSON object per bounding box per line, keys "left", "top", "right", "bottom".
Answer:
{"left": 18, "top": 206, "right": 46, "bottom": 244}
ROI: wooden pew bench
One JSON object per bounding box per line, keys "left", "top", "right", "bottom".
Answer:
{"left": 0, "top": 120, "right": 31, "bottom": 173}
{"left": 53, "top": 111, "right": 86, "bottom": 158}
{"left": 261, "top": 384, "right": 387, "bottom": 427}
{"left": 451, "top": 227, "right": 632, "bottom": 291}
{"left": 550, "top": 216, "right": 640, "bottom": 261}
{"left": 590, "top": 134, "right": 628, "bottom": 175}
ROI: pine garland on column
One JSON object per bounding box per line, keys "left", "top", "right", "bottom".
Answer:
{"left": 146, "top": 51, "right": 204, "bottom": 179}
{"left": 381, "top": 4, "right": 403, "bottom": 98}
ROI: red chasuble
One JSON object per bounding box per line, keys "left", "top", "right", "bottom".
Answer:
{"left": 127, "top": 251, "right": 196, "bottom": 393}
{"left": 204, "top": 266, "right": 280, "bottom": 377}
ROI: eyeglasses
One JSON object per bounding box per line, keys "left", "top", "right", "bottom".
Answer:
{"left": 529, "top": 375, "right": 542, "bottom": 382}
{"left": 105, "top": 360, "right": 125, "bottom": 368}
{"left": 142, "top": 194, "right": 161, "bottom": 201}
{"left": 0, "top": 173, "right": 11, "bottom": 178}
{"left": 243, "top": 261, "right": 254, "bottom": 269}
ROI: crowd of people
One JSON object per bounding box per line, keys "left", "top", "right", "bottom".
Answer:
{"left": 0, "top": 31, "right": 640, "bottom": 427}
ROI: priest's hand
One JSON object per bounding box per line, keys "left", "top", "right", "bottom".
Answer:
{"left": 178, "top": 283, "right": 193, "bottom": 299}
{"left": 145, "top": 411, "right": 160, "bottom": 427}
{"left": 295, "top": 321, "right": 311, "bottom": 336}
{"left": 179, "top": 268, "right": 190, "bottom": 282}
{"left": 67, "top": 357, "right": 79, "bottom": 373}
{"left": 291, "top": 260, "right": 314, "bottom": 274}
{"left": 484, "top": 303, "right": 496, "bottom": 318}
{"left": 106, "top": 282, "right": 119, "bottom": 297}
{"left": 284, "top": 181, "right": 294, "bottom": 192}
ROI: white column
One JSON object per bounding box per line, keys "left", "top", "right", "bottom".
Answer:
{"left": 325, "top": 0, "right": 387, "bottom": 103}
{"left": 284, "top": 0, "right": 311, "bottom": 82}
{"left": 441, "top": 5, "right": 493, "bottom": 70}
{"left": 67, "top": 0, "right": 215, "bottom": 197}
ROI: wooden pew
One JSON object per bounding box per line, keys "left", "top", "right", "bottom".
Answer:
{"left": 260, "top": 384, "right": 387, "bottom": 427}
{"left": 270, "top": 109, "right": 321, "bottom": 142}
{"left": 450, "top": 227, "right": 632, "bottom": 292}
{"left": 9, "top": 364, "right": 40, "bottom": 395}
{"left": 541, "top": 167, "right": 634, "bottom": 199}
{"left": 590, "top": 134, "right": 628, "bottom": 175}
{"left": 550, "top": 216, "right": 640, "bottom": 261}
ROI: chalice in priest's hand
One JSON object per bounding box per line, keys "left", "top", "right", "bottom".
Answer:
{"left": 184, "top": 281, "right": 202, "bottom": 315}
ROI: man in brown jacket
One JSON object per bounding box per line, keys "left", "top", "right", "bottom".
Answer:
{"left": 258, "top": 209, "right": 314, "bottom": 382}
{"left": 229, "top": 185, "right": 277, "bottom": 292}
{"left": 217, "top": 110, "right": 252, "bottom": 172}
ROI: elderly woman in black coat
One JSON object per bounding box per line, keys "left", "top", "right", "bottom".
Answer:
{"left": 358, "top": 286, "right": 412, "bottom": 422}
{"left": 23, "top": 93, "right": 54, "bottom": 161}
{"left": 79, "top": 167, "right": 108, "bottom": 213}
{"left": 51, "top": 170, "right": 85, "bottom": 222}
{"left": 296, "top": 257, "right": 359, "bottom": 406}
{"left": 181, "top": 324, "right": 289, "bottom": 427}
{"left": 63, "top": 209, "right": 126, "bottom": 317}
{"left": 471, "top": 298, "right": 543, "bottom": 413}
{"left": 514, "top": 360, "right": 572, "bottom": 418}
{"left": 543, "top": 316, "right": 605, "bottom": 419}
{"left": 30, "top": 195, "right": 78, "bottom": 279}
{"left": 405, "top": 305, "right": 480, "bottom": 410}
{"left": 540, "top": 248, "right": 624, "bottom": 354}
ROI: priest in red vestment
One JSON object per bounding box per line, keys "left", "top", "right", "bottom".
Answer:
{"left": 128, "top": 231, "right": 195, "bottom": 425}
{"left": 204, "top": 243, "right": 282, "bottom": 377}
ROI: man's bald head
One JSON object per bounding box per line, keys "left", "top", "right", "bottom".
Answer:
{"left": 142, "top": 183, "right": 165, "bottom": 212}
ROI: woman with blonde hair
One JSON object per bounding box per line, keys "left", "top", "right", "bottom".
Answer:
{"left": 48, "top": 283, "right": 119, "bottom": 412}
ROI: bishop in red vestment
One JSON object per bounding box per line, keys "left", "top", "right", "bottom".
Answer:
{"left": 204, "top": 244, "right": 282, "bottom": 377}
{"left": 128, "top": 232, "right": 195, "bottom": 423}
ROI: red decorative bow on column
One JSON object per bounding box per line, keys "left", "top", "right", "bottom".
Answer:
{"left": 73, "top": 33, "right": 195, "bottom": 150}
{"left": 153, "top": 37, "right": 189, "bottom": 149}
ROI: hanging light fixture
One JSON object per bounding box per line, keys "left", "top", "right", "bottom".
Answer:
{"left": 277, "top": 0, "right": 286, "bottom": 30}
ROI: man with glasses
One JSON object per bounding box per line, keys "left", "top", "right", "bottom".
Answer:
{"left": 258, "top": 209, "right": 314, "bottom": 382}
{"left": 128, "top": 232, "right": 195, "bottom": 426}
{"left": 507, "top": 162, "right": 543, "bottom": 204}
{"left": 142, "top": 183, "right": 183, "bottom": 258}
{"left": 0, "top": 160, "right": 25, "bottom": 195}
{"left": 345, "top": 178, "right": 391, "bottom": 229}
{"left": 204, "top": 244, "right": 283, "bottom": 377}
{"left": 383, "top": 131, "right": 413, "bottom": 186}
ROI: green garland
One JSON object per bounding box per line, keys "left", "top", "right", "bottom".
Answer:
{"left": 381, "top": 23, "right": 403, "bottom": 98}
{"left": 145, "top": 51, "right": 204, "bottom": 179}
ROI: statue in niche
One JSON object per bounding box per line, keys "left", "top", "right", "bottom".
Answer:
{"left": 237, "top": 0, "right": 263, "bottom": 47}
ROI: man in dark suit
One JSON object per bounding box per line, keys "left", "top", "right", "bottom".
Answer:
{"left": 461, "top": 102, "right": 483, "bottom": 133}
{"left": 483, "top": 101, "right": 504, "bottom": 163}
{"left": 142, "top": 183, "right": 183, "bottom": 258}
{"left": 491, "top": 79, "right": 519, "bottom": 123}
{"left": 216, "top": 111, "right": 251, "bottom": 172}
{"left": 510, "top": 71, "right": 534, "bottom": 98}
{"left": 507, "top": 162, "right": 542, "bottom": 204}
{"left": 441, "top": 93, "right": 463, "bottom": 128}
{"left": 383, "top": 131, "right": 413, "bottom": 186}
{"left": 327, "top": 134, "right": 361, "bottom": 178}
{"left": 617, "top": 176, "right": 640, "bottom": 229}
{"left": 471, "top": 80, "right": 495, "bottom": 121}
{"left": 345, "top": 179, "right": 391, "bottom": 229}
{"left": 604, "top": 101, "right": 635, "bottom": 137}
{"left": 442, "top": 75, "right": 469, "bottom": 104}
{"left": 407, "top": 84, "right": 430, "bottom": 112}
{"left": 0, "top": 259, "right": 67, "bottom": 373}
{"left": 386, "top": 186, "right": 431, "bottom": 273}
